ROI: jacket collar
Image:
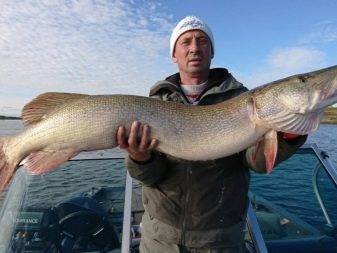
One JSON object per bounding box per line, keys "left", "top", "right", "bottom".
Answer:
{"left": 150, "top": 68, "right": 229, "bottom": 96}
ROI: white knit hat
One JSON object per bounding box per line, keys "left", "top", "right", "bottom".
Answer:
{"left": 170, "top": 16, "right": 214, "bottom": 58}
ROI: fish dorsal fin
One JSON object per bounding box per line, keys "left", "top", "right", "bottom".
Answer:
{"left": 22, "top": 92, "right": 89, "bottom": 127}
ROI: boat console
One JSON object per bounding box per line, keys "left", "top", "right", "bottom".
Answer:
{"left": 10, "top": 208, "right": 59, "bottom": 252}
{"left": 2, "top": 189, "right": 121, "bottom": 252}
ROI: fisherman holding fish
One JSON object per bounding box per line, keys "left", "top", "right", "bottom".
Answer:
{"left": 117, "top": 16, "right": 307, "bottom": 252}
{"left": 0, "top": 13, "right": 336, "bottom": 252}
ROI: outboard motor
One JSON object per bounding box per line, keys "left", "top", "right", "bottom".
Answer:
{"left": 10, "top": 208, "right": 60, "bottom": 252}
{"left": 55, "top": 196, "right": 120, "bottom": 253}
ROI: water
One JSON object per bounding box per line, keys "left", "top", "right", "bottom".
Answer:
{"left": 0, "top": 120, "right": 23, "bottom": 136}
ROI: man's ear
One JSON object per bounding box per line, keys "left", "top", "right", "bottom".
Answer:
{"left": 172, "top": 51, "right": 178, "bottom": 63}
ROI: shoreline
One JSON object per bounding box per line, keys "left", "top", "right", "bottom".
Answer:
{"left": 321, "top": 106, "right": 337, "bottom": 124}
{"left": 0, "top": 116, "right": 21, "bottom": 120}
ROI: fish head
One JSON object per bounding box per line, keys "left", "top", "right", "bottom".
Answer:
{"left": 275, "top": 65, "right": 337, "bottom": 114}
{"left": 250, "top": 65, "right": 337, "bottom": 134}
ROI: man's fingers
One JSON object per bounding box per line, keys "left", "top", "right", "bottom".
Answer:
{"left": 117, "top": 126, "right": 128, "bottom": 149}
{"left": 138, "top": 124, "right": 144, "bottom": 143}
{"left": 148, "top": 138, "right": 159, "bottom": 150}
{"left": 139, "top": 125, "right": 150, "bottom": 151}
{"left": 128, "top": 121, "right": 140, "bottom": 149}
{"left": 124, "top": 121, "right": 157, "bottom": 158}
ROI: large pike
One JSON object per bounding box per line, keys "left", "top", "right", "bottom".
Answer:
{"left": 1, "top": 65, "right": 337, "bottom": 191}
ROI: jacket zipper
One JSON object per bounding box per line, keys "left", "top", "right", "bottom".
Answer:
{"left": 181, "top": 165, "right": 191, "bottom": 246}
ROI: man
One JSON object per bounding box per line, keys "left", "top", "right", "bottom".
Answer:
{"left": 116, "top": 16, "right": 306, "bottom": 253}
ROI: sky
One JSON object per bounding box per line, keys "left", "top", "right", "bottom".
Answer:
{"left": 0, "top": 0, "right": 336, "bottom": 116}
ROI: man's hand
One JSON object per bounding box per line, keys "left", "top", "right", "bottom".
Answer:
{"left": 117, "top": 121, "right": 158, "bottom": 162}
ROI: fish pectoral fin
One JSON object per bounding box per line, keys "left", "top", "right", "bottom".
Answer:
{"left": 252, "top": 130, "right": 278, "bottom": 173}
{"left": 22, "top": 92, "right": 89, "bottom": 127}
{"left": 261, "top": 109, "right": 322, "bottom": 135}
{"left": 263, "top": 130, "right": 278, "bottom": 173}
{"left": 23, "top": 148, "right": 78, "bottom": 175}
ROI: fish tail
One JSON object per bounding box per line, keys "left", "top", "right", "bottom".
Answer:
{"left": 0, "top": 137, "right": 19, "bottom": 193}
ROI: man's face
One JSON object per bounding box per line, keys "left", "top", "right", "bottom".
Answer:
{"left": 173, "top": 30, "right": 213, "bottom": 77}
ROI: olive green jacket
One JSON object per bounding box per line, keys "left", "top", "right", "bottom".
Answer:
{"left": 126, "top": 68, "right": 307, "bottom": 247}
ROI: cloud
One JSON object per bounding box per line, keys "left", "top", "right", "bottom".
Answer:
{"left": 0, "top": 0, "right": 176, "bottom": 115}
{"left": 299, "top": 21, "right": 337, "bottom": 44}
{"left": 267, "top": 47, "right": 325, "bottom": 72}
{"left": 245, "top": 46, "right": 327, "bottom": 87}
{"left": 240, "top": 21, "right": 336, "bottom": 89}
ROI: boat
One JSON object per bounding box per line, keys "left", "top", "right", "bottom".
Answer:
{"left": 0, "top": 143, "right": 336, "bottom": 252}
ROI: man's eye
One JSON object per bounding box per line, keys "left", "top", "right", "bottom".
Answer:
{"left": 199, "top": 38, "right": 208, "bottom": 44}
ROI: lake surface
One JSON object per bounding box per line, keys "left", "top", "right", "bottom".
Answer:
{"left": 0, "top": 119, "right": 337, "bottom": 236}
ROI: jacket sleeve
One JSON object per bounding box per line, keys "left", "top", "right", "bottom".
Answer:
{"left": 125, "top": 151, "right": 169, "bottom": 186}
{"left": 244, "top": 133, "right": 307, "bottom": 173}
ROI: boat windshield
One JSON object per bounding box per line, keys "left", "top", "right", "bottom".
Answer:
{"left": 249, "top": 144, "right": 337, "bottom": 252}
{"left": 0, "top": 153, "right": 127, "bottom": 253}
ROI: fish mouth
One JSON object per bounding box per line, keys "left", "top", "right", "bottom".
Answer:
{"left": 317, "top": 75, "right": 337, "bottom": 110}
{"left": 290, "top": 65, "right": 337, "bottom": 111}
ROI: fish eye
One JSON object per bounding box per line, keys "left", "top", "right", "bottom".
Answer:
{"left": 298, "top": 75, "right": 306, "bottom": 83}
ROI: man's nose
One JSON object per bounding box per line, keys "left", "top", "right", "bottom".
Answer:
{"left": 189, "top": 38, "right": 200, "bottom": 53}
